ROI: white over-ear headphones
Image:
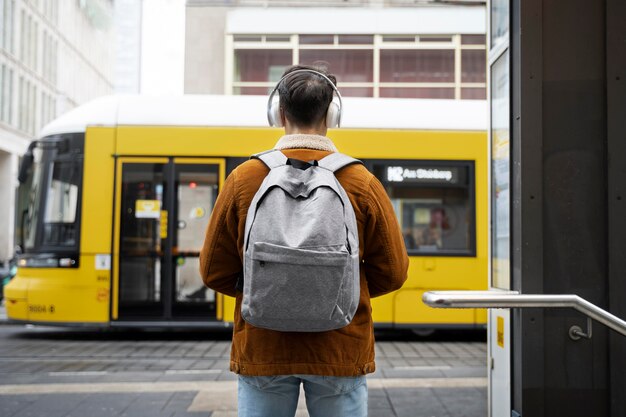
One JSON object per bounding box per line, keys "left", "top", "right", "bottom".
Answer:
{"left": 267, "top": 69, "right": 343, "bottom": 128}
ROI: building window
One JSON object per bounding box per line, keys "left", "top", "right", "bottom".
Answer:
{"left": 18, "top": 76, "right": 37, "bottom": 135}
{"left": 234, "top": 49, "right": 292, "bottom": 83}
{"left": 229, "top": 33, "right": 486, "bottom": 100}
{"left": 1, "top": 0, "right": 15, "bottom": 53}
{"left": 461, "top": 49, "right": 486, "bottom": 83}
{"left": 380, "top": 49, "right": 455, "bottom": 83}
{"left": 0, "top": 64, "right": 13, "bottom": 124}
{"left": 299, "top": 49, "right": 374, "bottom": 83}
{"left": 41, "top": 30, "right": 57, "bottom": 83}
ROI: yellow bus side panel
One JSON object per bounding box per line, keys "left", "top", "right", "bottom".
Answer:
{"left": 9, "top": 255, "right": 109, "bottom": 323}
{"left": 332, "top": 129, "right": 487, "bottom": 161}
{"left": 223, "top": 295, "right": 236, "bottom": 323}
{"left": 116, "top": 127, "right": 280, "bottom": 157}
{"left": 82, "top": 127, "right": 116, "bottom": 254}
{"left": 3, "top": 274, "right": 29, "bottom": 320}
{"left": 115, "top": 126, "right": 484, "bottom": 161}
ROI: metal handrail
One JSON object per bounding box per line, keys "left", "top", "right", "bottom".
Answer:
{"left": 422, "top": 291, "right": 626, "bottom": 337}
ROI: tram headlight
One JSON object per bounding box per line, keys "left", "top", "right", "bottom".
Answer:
{"left": 17, "top": 256, "right": 79, "bottom": 268}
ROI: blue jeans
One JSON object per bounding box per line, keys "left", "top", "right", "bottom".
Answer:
{"left": 237, "top": 374, "right": 368, "bottom": 417}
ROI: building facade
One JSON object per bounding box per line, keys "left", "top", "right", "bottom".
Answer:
{"left": 0, "top": 0, "right": 116, "bottom": 266}
{"left": 185, "top": 0, "right": 486, "bottom": 99}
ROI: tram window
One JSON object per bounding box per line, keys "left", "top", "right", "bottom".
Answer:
{"left": 23, "top": 148, "right": 44, "bottom": 250}
{"left": 373, "top": 162, "right": 475, "bottom": 256}
{"left": 42, "top": 160, "right": 80, "bottom": 247}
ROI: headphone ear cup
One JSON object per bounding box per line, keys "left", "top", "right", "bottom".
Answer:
{"left": 326, "top": 95, "right": 341, "bottom": 128}
{"left": 268, "top": 94, "right": 283, "bottom": 127}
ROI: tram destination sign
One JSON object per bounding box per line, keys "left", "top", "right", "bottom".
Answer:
{"left": 385, "top": 165, "right": 461, "bottom": 184}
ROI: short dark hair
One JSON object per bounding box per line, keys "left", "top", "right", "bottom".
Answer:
{"left": 277, "top": 64, "right": 337, "bottom": 127}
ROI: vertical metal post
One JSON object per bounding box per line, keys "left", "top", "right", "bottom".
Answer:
{"left": 606, "top": 1, "right": 626, "bottom": 415}
{"left": 511, "top": 0, "right": 545, "bottom": 414}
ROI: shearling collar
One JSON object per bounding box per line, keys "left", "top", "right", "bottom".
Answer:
{"left": 274, "top": 134, "right": 338, "bottom": 152}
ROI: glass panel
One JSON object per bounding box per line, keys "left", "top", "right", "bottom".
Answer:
{"left": 234, "top": 49, "right": 292, "bottom": 82}
{"left": 299, "top": 34, "right": 334, "bottom": 45}
{"left": 234, "top": 86, "right": 273, "bottom": 95}
{"left": 375, "top": 163, "right": 473, "bottom": 255}
{"left": 382, "top": 35, "right": 416, "bottom": 43}
{"left": 380, "top": 50, "right": 455, "bottom": 83}
{"left": 23, "top": 147, "right": 44, "bottom": 250}
{"left": 461, "top": 87, "right": 486, "bottom": 100}
{"left": 491, "top": 50, "right": 510, "bottom": 289}
{"left": 299, "top": 49, "right": 373, "bottom": 82}
{"left": 234, "top": 35, "right": 262, "bottom": 42}
{"left": 42, "top": 160, "right": 81, "bottom": 246}
{"left": 339, "top": 86, "right": 373, "bottom": 97}
{"left": 491, "top": 0, "right": 509, "bottom": 49}
{"left": 175, "top": 165, "right": 218, "bottom": 304}
{"left": 337, "top": 35, "right": 373, "bottom": 45}
{"left": 176, "top": 257, "right": 213, "bottom": 302}
{"left": 119, "top": 163, "right": 165, "bottom": 303}
{"left": 461, "top": 49, "right": 486, "bottom": 83}
{"left": 419, "top": 36, "right": 453, "bottom": 43}
{"left": 462, "top": 35, "right": 486, "bottom": 45}
{"left": 265, "top": 35, "right": 290, "bottom": 42}
{"left": 379, "top": 87, "right": 455, "bottom": 99}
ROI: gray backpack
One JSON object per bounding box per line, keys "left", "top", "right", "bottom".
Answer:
{"left": 241, "top": 149, "right": 361, "bottom": 332}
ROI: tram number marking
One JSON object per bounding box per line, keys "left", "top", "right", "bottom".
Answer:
{"left": 28, "top": 304, "right": 55, "bottom": 314}
{"left": 497, "top": 316, "right": 505, "bottom": 348}
{"left": 96, "top": 288, "right": 109, "bottom": 302}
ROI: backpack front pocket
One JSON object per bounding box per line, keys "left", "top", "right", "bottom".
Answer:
{"left": 245, "top": 242, "right": 350, "bottom": 324}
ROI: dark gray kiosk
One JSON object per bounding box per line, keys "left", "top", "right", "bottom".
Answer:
{"left": 424, "top": 1, "right": 626, "bottom": 416}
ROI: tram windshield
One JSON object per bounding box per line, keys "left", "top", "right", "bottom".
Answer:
{"left": 16, "top": 134, "right": 83, "bottom": 264}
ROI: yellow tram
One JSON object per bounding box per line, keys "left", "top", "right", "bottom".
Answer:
{"left": 5, "top": 95, "right": 488, "bottom": 331}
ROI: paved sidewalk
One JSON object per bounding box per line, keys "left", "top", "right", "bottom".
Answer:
{"left": 0, "top": 321, "right": 488, "bottom": 417}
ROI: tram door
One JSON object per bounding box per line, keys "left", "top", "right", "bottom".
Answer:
{"left": 113, "top": 158, "right": 223, "bottom": 322}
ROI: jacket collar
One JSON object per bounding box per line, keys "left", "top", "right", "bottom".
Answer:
{"left": 274, "top": 134, "right": 338, "bottom": 152}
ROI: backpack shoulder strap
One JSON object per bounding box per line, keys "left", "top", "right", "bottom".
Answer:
{"left": 318, "top": 152, "right": 362, "bottom": 173}
{"left": 251, "top": 149, "right": 288, "bottom": 169}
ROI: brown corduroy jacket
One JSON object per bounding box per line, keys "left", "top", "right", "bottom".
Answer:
{"left": 199, "top": 134, "right": 409, "bottom": 377}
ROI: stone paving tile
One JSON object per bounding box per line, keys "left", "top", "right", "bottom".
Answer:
{"left": 440, "top": 366, "right": 487, "bottom": 379}
{"left": 156, "top": 372, "right": 221, "bottom": 383}
{"left": 121, "top": 392, "right": 177, "bottom": 415}
{"left": 95, "top": 372, "right": 163, "bottom": 383}
{"left": 168, "top": 359, "right": 198, "bottom": 371}
{"left": 216, "top": 372, "right": 238, "bottom": 381}
{"left": 387, "top": 388, "right": 450, "bottom": 417}
{"left": 0, "top": 394, "right": 35, "bottom": 416}
{"left": 387, "top": 357, "right": 410, "bottom": 367}
{"left": 432, "top": 387, "right": 487, "bottom": 417}
{"left": 205, "top": 342, "right": 230, "bottom": 358}
{"left": 0, "top": 373, "right": 40, "bottom": 385}
{"left": 367, "top": 388, "right": 393, "bottom": 409}
{"left": 189, "top": 359, "right": 216, "bottom": 370}
{"left": 378, "top": 343, "right": 403, "bottom": 358}
{"left": 382, "top": 368, "right": 446, "bottom": 379}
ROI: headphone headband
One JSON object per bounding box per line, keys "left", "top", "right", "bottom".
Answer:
{"left": 267, "top": 69, "right": 343, "bottom": 128}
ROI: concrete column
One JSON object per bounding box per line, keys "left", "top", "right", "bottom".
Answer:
{"left": 184, "top": 6, "right": 228, "bottom": 94}
{"left": 0, "top": 151, "right": 18, "bottom": 263}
